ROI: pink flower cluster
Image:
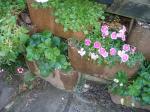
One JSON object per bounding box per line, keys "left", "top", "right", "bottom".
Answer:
{"left": 101, "top": 24, "right": 127, "bottom": 41}
{"left": 101, "top": 24, "right": 109, "bottom": 37}
{"left": 82, "top": 24, "right": 137, "bottom": 63}
{"left": 117, "top": 44, "right": 137, "bottom": 62}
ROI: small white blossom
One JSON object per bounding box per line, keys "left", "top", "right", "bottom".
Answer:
{"left": 117, "top": 50, "right": 125, "bottom": 57}
{"left": 35, "top": 0, "right": 48, "bottom": 3}
{"left": 0, "top": 69, "right": 4, "bottom": 73}
{"left": 84, "top": 84, "right": 90, "bottom": 89}
{"left": 113, "top": 78, "right": 119, "bottom": 83}
{"left": 90, "top": 52, "right": 99, "bottom": 60}
{"left": 120, "top": 98, "right": 124, "bottom": 105}
{"left": 61, "top": 97, "right": 64, "bottom": 100}
{"left": 131, "top": 102, "right": 135, "bottom": 107}
{"left": 78, "top": 48, "right": 86, "bottom": 57}
{"left": 120, "top": 83, "right": 123, "bottom": 87}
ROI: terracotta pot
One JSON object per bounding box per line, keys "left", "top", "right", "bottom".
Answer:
{"left": 68, "top": 46, "right": 139, "bottom": 79}
{"left": 128, "top": 23, "right": 150, "bottom": 60}
{"left": 110, "top": 94, "right": 150, "bottom": 111}
{"left": 26, "top": 0, "right": 85, "bottom": 40}
{"left": 26, "top": 61, "right": 79, "bottom": 91}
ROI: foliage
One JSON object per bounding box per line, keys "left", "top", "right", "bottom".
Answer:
{"left": 0, "top": 0, "right": 26, "bottom": 15}
{"left": 23, "top": 71, "right": 36, "bottom": 89}
{"left": 76, "top": 24, "right": 144, "bottom": 68}
{"left": 110, "top": 60, "right": 150, "bottom": 105}
{"left": 26, "top": 31, "right": 71, "bottom": 77}
{"left": 0, "top": 0, "right": 29, "bottom": 66}
{"left": 32, "top": 0, "right": 106, "bottom": 34}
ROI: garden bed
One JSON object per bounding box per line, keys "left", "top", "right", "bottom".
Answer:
{"left": 27, "top": 0, "right": 89, "bottom": 40}
{"left": 68, "top": 45, "right": 139, "bottom": 79}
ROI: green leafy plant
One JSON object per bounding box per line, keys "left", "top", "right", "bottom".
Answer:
{"left": 0, "top": 0, "right": 29, "bottom": 66}
{"left": 110, "top": 60, "right": 150, "bottom": 105}
{"left": 26, "top": 31, "right": 71, "bottom": 77}
{"left": 32, "top": 0, "right": 106, "bottom": 34}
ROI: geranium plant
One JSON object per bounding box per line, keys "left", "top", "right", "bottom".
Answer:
{"left": 32, "top": 0, "right": 106, "bottom": 34}
{"left": 26, "top": 31, "right": 71, "bottom": 77}
{"left": 110, "top": 60, "right": 150, "bottom": 105}
{"left": 76, "top": 24, "right": 144, "bottom": 68}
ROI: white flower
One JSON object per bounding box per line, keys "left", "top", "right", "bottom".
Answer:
{"left": 113, "top": 78, "right": 119, "bottom": 83}
{"left": 61, "top": 97, "right": 64, "bottom": 100}
{"left": 117, "top": 50, "right": 125, "bottom": 57}
{"left": 90, "top": 52, "right": 99, "bottom": 60}
{"left": 35, "top": 0, "right": 48, "bottom": 3}
{"left": 0, "top": 69, "right": 4, "bottom": 73}
{"left": 78, "top": 48, "right": 86, "bottom": 57}
{"left": 131, "top": 102, "right": 135, "bottom": 107}
{"left": 84, "top": 84, "right": 90, "bottom": 89}
{"left": 120, "top": 98, "right": 124, "bottom": 105}
{"left": 120, "top": 83, "right": 123, "bottom": 87}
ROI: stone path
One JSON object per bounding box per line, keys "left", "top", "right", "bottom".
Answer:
{"left": 0, "top": 76, "right": 17, "bottom": 111}
{"left": 0, "top": 75, "right": 149, "bottom": 112}
{"left": 0, "top": 81, "right": 148, "bottom": 112}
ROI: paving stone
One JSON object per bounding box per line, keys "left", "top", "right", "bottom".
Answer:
{"left": 8, "top": 84, "right": 70, "bottom": 112}
{"left": 0, "top": 79, "right": 16, "bottom": 111}
{"left": 68, "top": 94, "right": 97, "bottom": 112}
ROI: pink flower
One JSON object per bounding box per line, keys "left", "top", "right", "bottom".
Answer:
{"left": 121, "top": 54, "right": 129, "bottom": 62}
{"left": 131, "top": 46, "right": 136, "bottom": 54}
{"left": 122, "top": 44, "right": 130, "bottom": 52}
{"left": 102, "top": 52, "right": 108, "bottom": 58}
{"left": 111, "top": 32, "right": 117, "bottom": 40}
{"left": 99, "top": 47, "right": 108, "bottom": 58}
{"left": 94, "top": 41, "right": 101, "bottom": 49}
{"left": 17, "top": 67, "right": 24, "bottom": 74}
{"left": 121, "top": 35, "right": 126, "bottom": 41}
{"left": 119, "top": 25, "right": 126, "bottom": 33}
{"left": 116, "top": 32, "right": 125, "bottom": 39}
{"left": 101, "top": 25, "right": 109, "bottom": 37}
{"left": 102, "top": 31, "right": 109, "bottom": 37}
{"left": 101, "top": 24, "right": 109, "bottom": 33}
{"left": 110, "top": 48, "right": 117, "bottom": 56}
{"left": 99, "top": 47, "right": 106, "bottom": 54}
{"left": 85, "top": 39, "right": 91, "bottom": 46}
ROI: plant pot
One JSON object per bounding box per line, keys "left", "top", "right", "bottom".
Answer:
{"left": 26, "top": 0, "right": 85, "bottom": 40}
{"left": 26, "top": 61, "right": 79, "bottom": 91}
{"left": 110, "top": 94, "right": 150, "bottom": 111}
{"left": 68, "top": 46, "right": 139, "bottom": 80}
{"left": 128, "top": 23, "right": 150, "bottom": 60}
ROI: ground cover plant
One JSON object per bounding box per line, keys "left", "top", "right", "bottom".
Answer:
{"left": 110, "top": 60, "right": 150, "bottom": 105}
{"left": 26, "top": 31, "right": 71, "bottom": 77}
{"left": 33, "top": 0, "right": 106, "bottom": 34}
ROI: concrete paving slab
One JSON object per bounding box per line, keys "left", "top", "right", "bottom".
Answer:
{"left": 7, "top": 84, "right": 70, "bottom": 112}
{"left": 0, "top": 79, "right": 16, "bottom": 111}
